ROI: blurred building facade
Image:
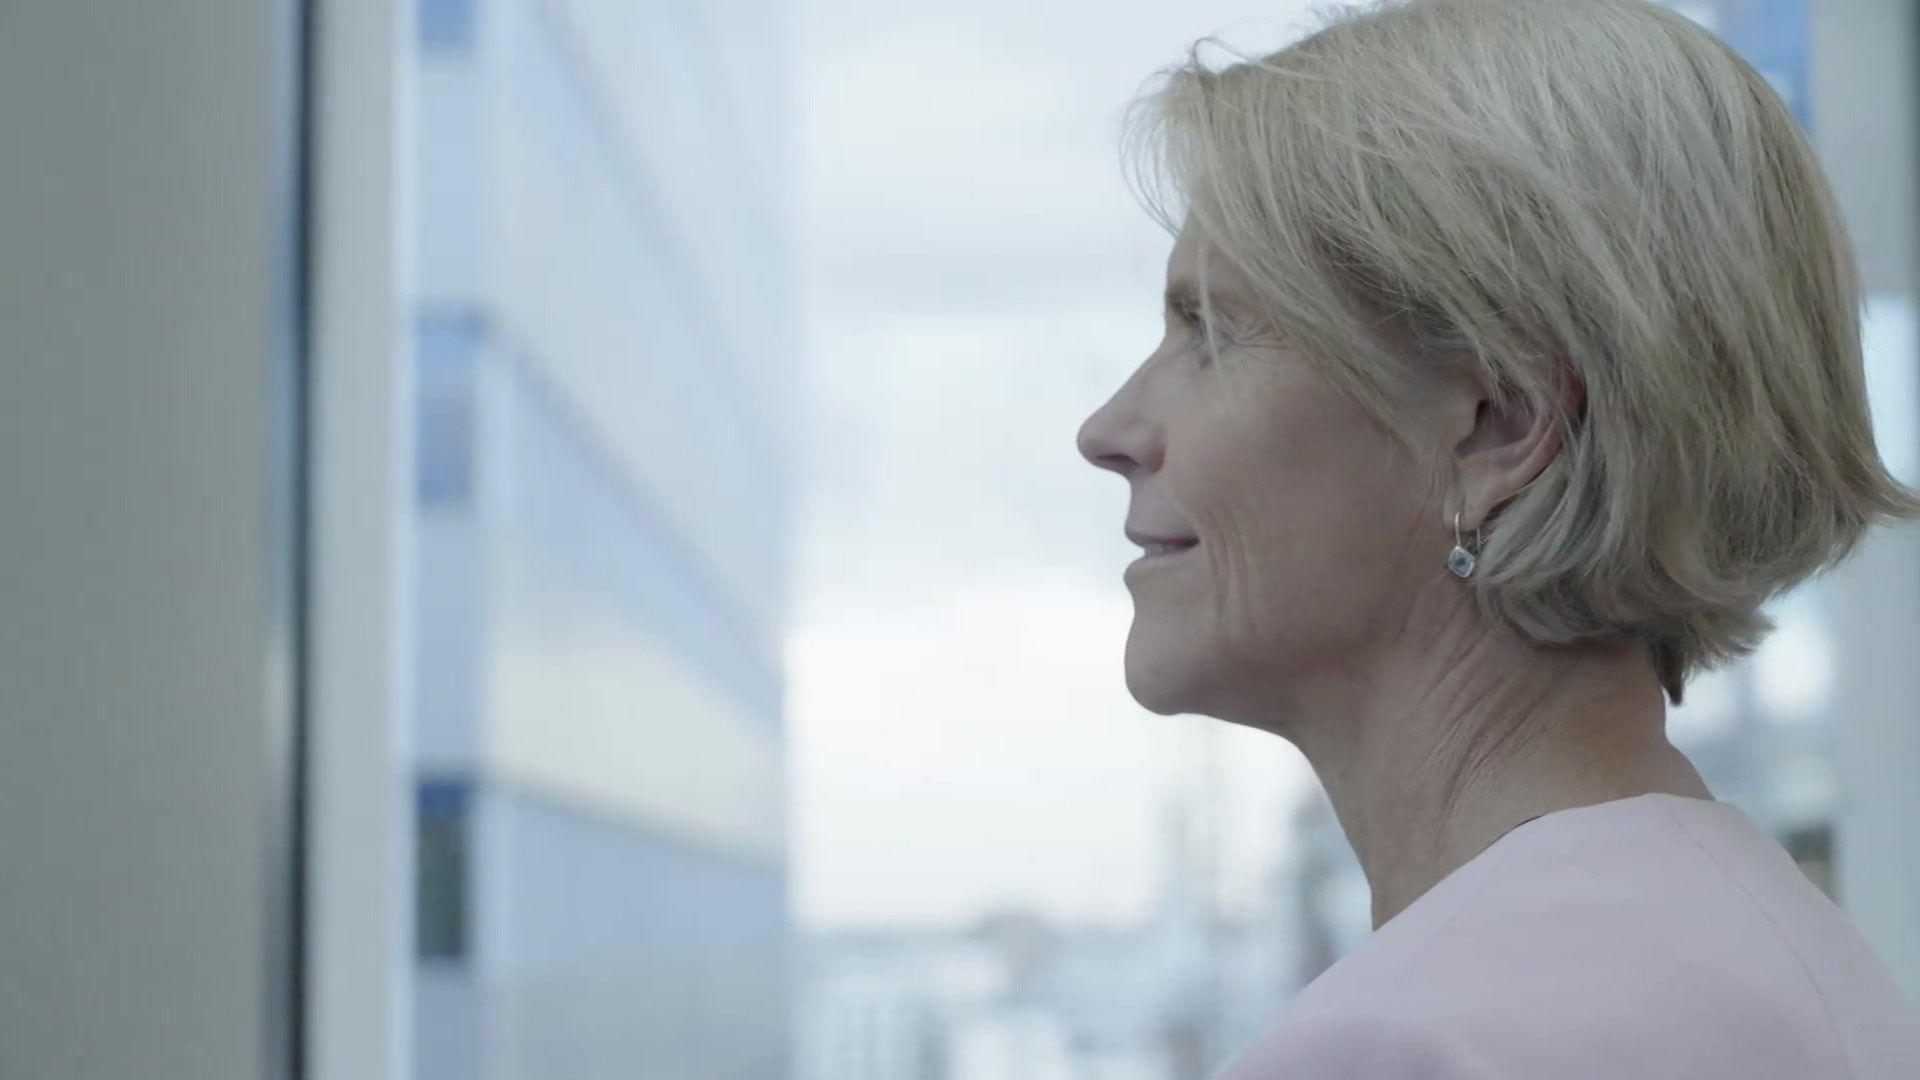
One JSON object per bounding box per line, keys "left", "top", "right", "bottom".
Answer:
{"left": 407, "top": 1, "right": 798, "bottom": 1076}
{"left": 796, "top": 795, "right": 1300, "bottom": 1080}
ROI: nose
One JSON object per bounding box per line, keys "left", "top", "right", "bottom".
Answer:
{"left": 1076, "top": 373, "right": 1160, "bottom": 478}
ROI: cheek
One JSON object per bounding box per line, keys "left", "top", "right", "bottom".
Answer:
{"left": 1179, "top": 381, "right": 1425, "bottom": 640}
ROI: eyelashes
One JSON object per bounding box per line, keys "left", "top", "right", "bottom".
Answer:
{"left": 1172, "top": 302, "right": 1222, "bottom": 362}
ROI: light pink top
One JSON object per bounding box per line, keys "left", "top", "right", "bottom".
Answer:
{"left": 1217, "top": 793, "right": 1920, "bottom": 1078}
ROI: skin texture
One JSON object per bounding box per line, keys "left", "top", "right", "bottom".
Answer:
{"left": 1076, "top": 219, "right": 1712, "bottom": 929}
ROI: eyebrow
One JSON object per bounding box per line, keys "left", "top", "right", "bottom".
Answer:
{"left": 1164, "top": 278, "right": 1248, "bottom": 315}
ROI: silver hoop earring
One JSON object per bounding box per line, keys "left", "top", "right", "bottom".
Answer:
{"left": 1447, "top": 510, "right": 1482, "bottom": 579}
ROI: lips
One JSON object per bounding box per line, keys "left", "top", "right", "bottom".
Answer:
{"left": 1125, "top": 528, "right": 1199, "bottom": 549}
{"left": 1125, "top": 534, "right": 1197, "bottom": 577}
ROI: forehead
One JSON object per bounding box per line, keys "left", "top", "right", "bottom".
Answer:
{"left": 1166, "top": 220, "right": 1205, "bottom": 276}
{"left": 1164, "top": 222, "right": 1252, "bottom": 308}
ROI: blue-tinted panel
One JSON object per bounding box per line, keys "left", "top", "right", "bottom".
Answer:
{"left": 416, "top": 312, "right": 480, "bottom": 506}
{"left": 416, "top": 776, "right": 474, "bottom": 962}
{"left": 1712, "top": 0, "right": 1811, "bottom": 130}
{"left": 418, "top": 0, "right": 474, "bottom": 53}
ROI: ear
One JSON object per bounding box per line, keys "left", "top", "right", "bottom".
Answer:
{"left": 1453, "top": 356, "right": 1584, "bottom": 527}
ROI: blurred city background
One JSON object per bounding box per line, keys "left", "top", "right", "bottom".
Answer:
{"left": 4, "top": 1, "right": 1919, "bottom": 1079}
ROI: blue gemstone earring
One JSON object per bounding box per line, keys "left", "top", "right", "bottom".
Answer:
{"left": 1447, "top": 510, "right": 1482, "bottom": 579}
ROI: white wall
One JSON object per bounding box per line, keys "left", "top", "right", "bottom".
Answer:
{"left": 306, "top": 2, "right": 415, "bottom": 1078}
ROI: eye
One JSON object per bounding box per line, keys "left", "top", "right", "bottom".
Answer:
{"left": 1171, "top": 301, "right": 1220, "bottom": 361}
{"left": 1168, "top": 301, "right": 1204, "bottom": 338}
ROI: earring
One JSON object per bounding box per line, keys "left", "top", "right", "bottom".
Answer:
{"left": 1447, "top": 510, "right": 1482, "bottom": 579}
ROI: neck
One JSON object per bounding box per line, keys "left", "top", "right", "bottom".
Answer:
{"left": 1281, "top": 630, "right": 1711, "bottom": 931}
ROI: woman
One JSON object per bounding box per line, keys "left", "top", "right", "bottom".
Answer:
{"left": 1076, "top": 0, "right": 1920, "bottom": 1075}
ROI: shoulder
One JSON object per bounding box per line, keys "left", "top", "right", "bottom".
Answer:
{"left": 1223, "top": 797, "right": 1882, "bottom": 1077}
{"left": 1215, "top": 1005, "right": 1499, "bottom": 1079}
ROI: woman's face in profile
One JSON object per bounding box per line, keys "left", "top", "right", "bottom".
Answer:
{"left": 1077, "top": 221, "right": 1440, "bottom": 727}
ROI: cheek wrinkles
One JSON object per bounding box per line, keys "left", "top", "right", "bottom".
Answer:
{"left": 1208, "top": 501, "right": 1261, "bottom": 661}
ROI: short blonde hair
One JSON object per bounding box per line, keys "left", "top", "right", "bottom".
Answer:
{"left": 1120, "top": 0, "right": 1920, "bottom": 705}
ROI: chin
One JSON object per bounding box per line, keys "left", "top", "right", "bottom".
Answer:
{"left": 1122, "top": 626, "right": 1211, "bottom": 716}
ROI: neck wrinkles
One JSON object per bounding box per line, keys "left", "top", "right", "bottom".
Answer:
{"left": 1283, "top": 629, "right": 1707, "bottom": 930}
